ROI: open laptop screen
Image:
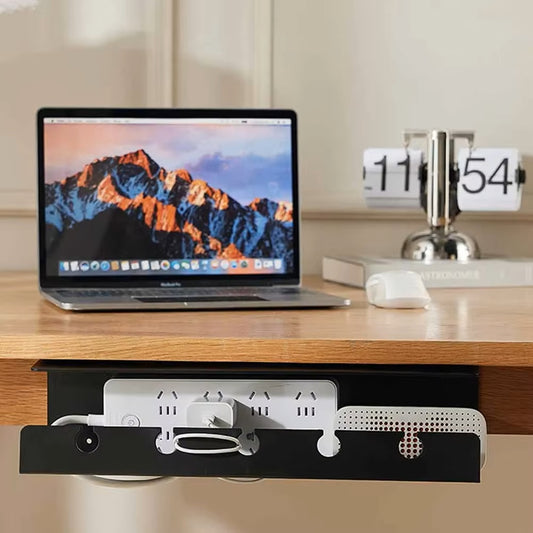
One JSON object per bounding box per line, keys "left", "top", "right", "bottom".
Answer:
{"left": 39, "top": 109, "right": 299, "bottom": 286}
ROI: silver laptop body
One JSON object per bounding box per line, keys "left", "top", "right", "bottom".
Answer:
{"left": 37, "top": 108, "right": 349, "bottom": 311}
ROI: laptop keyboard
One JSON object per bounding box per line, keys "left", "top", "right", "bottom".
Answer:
{"left": 136, "top": 295, "right": 266, "bottom": 303}
{"left": 56, "top": 287, "right": 300, "bottom": 299}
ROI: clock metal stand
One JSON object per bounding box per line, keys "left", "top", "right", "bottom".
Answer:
{"left": 401, "top": 129, "right": 480, "bottom": 261}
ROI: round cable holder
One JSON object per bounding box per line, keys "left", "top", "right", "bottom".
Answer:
{"left": 174, "top": 433, "right": 241, "bottom": 455}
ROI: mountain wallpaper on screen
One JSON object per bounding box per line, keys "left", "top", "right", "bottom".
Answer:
{"left": 45, "top": 149, "right": 294, "bottom": 269}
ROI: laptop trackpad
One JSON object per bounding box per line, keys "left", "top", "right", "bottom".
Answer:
{"left": 134, "top": 295, "right": 267, "bottom": 303}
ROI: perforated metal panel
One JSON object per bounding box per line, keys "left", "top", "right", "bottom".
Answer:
{"left": 335, "top": 407, "right": 487, "bottom": 466}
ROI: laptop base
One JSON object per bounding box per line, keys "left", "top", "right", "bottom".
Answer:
{"left": 42, "top": 287, "right": 350, "bottom": 311}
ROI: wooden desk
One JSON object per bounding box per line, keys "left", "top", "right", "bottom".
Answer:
{"left": 1, "top": 272, "right": 532, "bottom": 433}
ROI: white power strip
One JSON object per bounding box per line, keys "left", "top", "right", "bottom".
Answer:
{"left": 335, "top": 406, "right": 487, "bottom": 466}
{"left": 100, "top": 379, "right": 339, "bottom": 455}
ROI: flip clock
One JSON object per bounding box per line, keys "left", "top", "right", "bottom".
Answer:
{"left": 363, "top": 130, "right": 527, "bottom": 260}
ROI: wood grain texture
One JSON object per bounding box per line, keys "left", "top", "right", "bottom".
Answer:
{"left": 480, "top": 367, "right": 533, "bottom": 434}
{"left": 0, "top": 359, "right": 46, "bottom": 425}
{"left": 1, "top": 273, "right": 533, "bottom": 365}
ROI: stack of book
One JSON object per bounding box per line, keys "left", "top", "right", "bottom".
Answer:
{"left": 322, "top": 256, "right": 533, "bottom": 288}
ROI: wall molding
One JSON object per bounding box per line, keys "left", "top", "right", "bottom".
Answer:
{"left": 302, "top": 208, "right": 533, "bottom": 223}
{"left": 4, "top": 205, "right": 533, "bottom": 224}
{"left": 146, "top": 0, "right": 175, "bottom": 107}
{"left": 0, "top": 190, "right": 35, "bottom": 214}
{"left": 252, "top": 0, "right": 274, "bottom": 107}
{"left": 0, "top": 209, "right": 35, "bottom": 219}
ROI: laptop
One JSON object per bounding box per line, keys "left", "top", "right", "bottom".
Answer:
{"left": 38, "top": 108, "right": 350, "bottom": 311}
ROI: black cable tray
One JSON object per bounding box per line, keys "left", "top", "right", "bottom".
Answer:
{"left": 19, "top": 361, "right": 482, "bottom": 482}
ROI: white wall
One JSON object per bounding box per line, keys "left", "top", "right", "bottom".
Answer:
{"left": 0, "top": 0, "right": 171, "bottom": 268}
{"left": 0, "top": 0, "right": 169, "bottom": 212}
{"left": 273, "top": 0, "right": 533, "bottom": 212}
{"left": 1, "top": 2, "right": 533, "bottom": 532}
{"left": 272, "top": 0, "right": 533, "bottom": 269}
{"left": 4, "top": 0, "right": 533, "bottom": 271}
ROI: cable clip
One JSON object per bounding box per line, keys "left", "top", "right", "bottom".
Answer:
{"left": 173, "top": 433, "right": 241, "bottom": 455}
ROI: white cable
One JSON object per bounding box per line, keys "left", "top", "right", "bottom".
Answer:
{"left": 52, "top": 414, "right": 105, "bottom": 427}
{"left": 174, "top": 433, "right": 241, "bottom": 455}
{"left": 218, "top": 477, "right": 264, "bottom": 484}
{"left": 51, "top": 415, "right": 244, "bottom": 482}
{"left": 196, "top": 416, "right": 262, "bottom": 480}
{"left": 51, "top": 415, "right": 89, "bottom": 426}
{"left": 75, "top": 475, "right": 172, "bottom": 488}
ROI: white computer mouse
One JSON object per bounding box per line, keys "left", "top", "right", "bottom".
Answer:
{"left": 365, "top": 270, "right": 431, "bottom": 309}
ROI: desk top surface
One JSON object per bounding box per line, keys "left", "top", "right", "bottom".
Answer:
{"left": 1, "top": 272, "right": 532, "bottom": 366}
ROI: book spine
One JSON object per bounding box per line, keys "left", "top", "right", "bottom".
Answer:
{"left": 322, "top": 257, "right": 533, "bottom": 288}
{"left": 415, "top": 263, "right": 533, "bottom": 288}
{"left": 322, "top": 257, "right": 365, "bottom": 288}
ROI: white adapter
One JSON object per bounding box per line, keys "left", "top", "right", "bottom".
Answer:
{"left": 186, "top": 398, "right": 237, "bottom": 428}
